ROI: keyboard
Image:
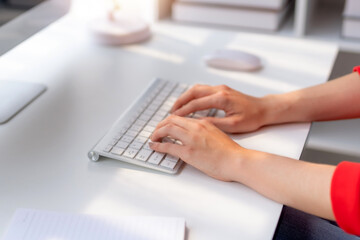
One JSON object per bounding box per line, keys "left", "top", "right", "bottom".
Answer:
{"left": 88, "top": 78, "right": 217, "bottom": 174}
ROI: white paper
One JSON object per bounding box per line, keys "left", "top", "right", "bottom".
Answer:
{"left": 3, "top": 209, "right": 185, "bottom": 240}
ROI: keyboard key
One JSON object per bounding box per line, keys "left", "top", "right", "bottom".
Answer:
{"left": 159, "top": 105, "right": 171, "bottom": 112}
{"left": 166, "top": 96, "right": 179, "bottom": 103}
{"left": 123, "top": 148, "right": 139, "bottom": 158}
{"left": 162, "top": 137, "right": 174, "bottom": 143}
{"left": 103, "top": 144, "right": 113, "bottom": 152}
{"left": 195, "top": 110, "right": 210, "bottom": 118}
{"left": 139, "top": 113, "right": 152, "bottom": 122}
{"left": 148, "top": 120, "right": 159, "bottom": 127}
{"left": 148, "top": 152, "right": 165, "bottom": 165}
{"left": 134, "top": 119, "right": 147, "bottom": 128}
{"left": 139, "top": 130, "right": 152, "bottom": 138}
{"left": 158, "top": 92, "right": 169, "bottom": 98}
{"left": 148, "top": 105, "right": 159, "bottom": 112}
{"left": 134, "top": 136, "right": 148, "bottom": 144}
{"left": 160, "top": 159, "right": 177, "bottom": 169}
{"left": 113, "top": 133, "right": 124, "bottom": 140}
{"left": 108, "top": 138, "right": 119, "bottom": 146}
{"left": 116, "top": 141, "right": 129, "bottom": 149}
{"left": 122, "top": 122, "right": 132, "bottom": 129}
{"left": 126, "top": 130, "right": 138, "bottom": 138}
{"left": 121, "top": 135, "right": 134, "bottom": 143}
{"left": 208, "top": 108, "right": 217, "bottom": 116}
{"left": 156, "top": 110, "right": 168, "bottom": 118}
{"left": 193, "top": 113, "right": 203, "bottom": 119}
{"left": 129, "top": 125, "right": 143, "bottom": 132}
{"left": 129, "top": 142, "right": 143, "bottom": 150}
{"left": 118, "top": 126, "right": 128, "bottom": 135}
{"left": 135, "top": 149, "right": 153, "bottom": 161}
{"left": 143, "top": 109, "right": 155, "bottom": 116}
{"left": 164, "top": 154, "right": 179, "bottom": 162}
{"left": 143, "top": 125, "right": 155, "bottom": 132}
{"left": 111, "top": 146, "right": 125, "bottom": 155}
{"left": 143, "top": 140, "right": 153, "bottom": 150}
{"left": 151, "top": 115, "right": 164, "bottom": 122}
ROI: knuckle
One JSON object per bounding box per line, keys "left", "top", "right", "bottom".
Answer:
{"left": 184, "top": 146, "right": 194, "bottom": 158}
{"left": 193, "top": 123, "right": 202, "bottom": 131}
{"left": 166, "top": 122, "right": 175, "bottom": 130}
{"left": 217, "top": 90, "right": 228, "bottom": 98}
{"left": 217, "top": 91, "right": 230, "bottom": 104}
{"left": 229, "top": 117, "right": 241, "bottom": 127}
{"left": 218, "top": 84, "right": 230, "bottom": 90}
{"left": 167, "top": 114, "right": 177, "bottom": 122}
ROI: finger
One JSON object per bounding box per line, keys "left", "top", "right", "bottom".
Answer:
{"left": 151, "top": 122, "right": 189, "bottom": 144}
{"left": 149, "top": 142, "right": 185, "bottom": 159}
{"left": 155, "top": 115, "right": 197, "bottom": 132}
{"left": 172, "top": 94, "right": 224, "bottom": 117}
{"left": 171, "top": 85, "right": 215, "bottom": 113}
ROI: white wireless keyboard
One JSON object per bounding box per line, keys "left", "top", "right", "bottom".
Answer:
{"left": 88, "top": 78, "right": 216, "bottom": 174}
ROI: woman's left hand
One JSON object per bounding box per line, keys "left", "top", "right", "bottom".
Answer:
{"left": 150, "top": 115, "right": 247, "bottom": 181}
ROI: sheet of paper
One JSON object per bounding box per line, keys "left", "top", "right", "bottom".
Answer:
{"left": 3, "top": 209, "right": 185, "bottom": 240}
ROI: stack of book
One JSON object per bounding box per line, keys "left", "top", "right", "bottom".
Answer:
{"left": 172, "top": 0, "right": 291, "bottom": 31}
{"left": 342, "top": 0, "right": 360, "bottom": 39}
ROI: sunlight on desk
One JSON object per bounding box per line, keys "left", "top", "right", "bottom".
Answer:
{"left": 124, "top": 45, "right": 184, "bottom": 64}
{"left": 207, "top": 69, "right": 302, "bottom": 93}
{"left": 153, "top": 24, "right": 211, "bottom": 46}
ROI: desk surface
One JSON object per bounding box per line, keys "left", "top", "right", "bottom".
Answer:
{"left": 0, "top": 12, "right": 337, "bottom": 240}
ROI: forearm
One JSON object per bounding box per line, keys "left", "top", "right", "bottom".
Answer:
{"left": 233, "top": 150, "right": 336, "bottom": 220}
{"left": 261, "top": 72, "right": 360, "bottom": 125}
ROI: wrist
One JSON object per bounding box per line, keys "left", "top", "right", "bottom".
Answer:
{"left": 258, "top": 93, "right": 295, "bottom": 126}
{"left": 228, "top": 147, "right": 262, "bottom": 183}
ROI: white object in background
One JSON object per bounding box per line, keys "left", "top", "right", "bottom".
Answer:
{"left": 204, "top": 49, "right": 262, "bottom": 71}
{"left": 89, "top": 10, "right": 151, "bottom": 45}
{"left": 172, "top": 1, "right": 291, "bottom": 31}
{"left": 343, "top": 0, "right": 360, "bottom": 18}
{"left": 178, "top": 0, "right": 288, "bottom": 10}
{"left": 0, "top": 81, "right": 46, "bottom": 124}
{"left": 342, "top": 19, "right": 360, "bottom": 39}
{"left": 3, "top": 209, "right": 185, "bottom": 240}
{"left": 342, "top": 0, "right": 360, "bottom": 39}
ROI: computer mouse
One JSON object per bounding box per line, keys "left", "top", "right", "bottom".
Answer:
{"left": 203, "top": 49, "right": 262, "bottom": 71}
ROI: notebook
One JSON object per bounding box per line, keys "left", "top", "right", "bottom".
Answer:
{"left": 3, "top": 209, "right": 185, "bottom": 240}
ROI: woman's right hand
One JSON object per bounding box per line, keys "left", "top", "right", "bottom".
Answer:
{"left": 171, "top": 84, "right": 269, "bottom": 133}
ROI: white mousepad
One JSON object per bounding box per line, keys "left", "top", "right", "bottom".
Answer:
{"left": 0, "top": 81, "right": 46, "bottom": 124}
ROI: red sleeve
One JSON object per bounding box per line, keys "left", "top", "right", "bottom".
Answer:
{"left": 331, "top": 161, "right": 360, "bottom": 235}
{"left": 354, "top": 66, "right": 360, "bottom": 75}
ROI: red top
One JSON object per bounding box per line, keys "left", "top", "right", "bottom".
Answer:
{"left": 331, "top": 162, "right": 360, "bottom": 235}
{"left": 354, "top": 66, "right": 360, "bottom": 74}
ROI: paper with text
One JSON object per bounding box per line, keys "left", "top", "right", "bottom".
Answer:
{"left": 3, "top": 209, "right": 185, "bottom": 240}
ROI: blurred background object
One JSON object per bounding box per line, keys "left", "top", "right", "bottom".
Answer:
{"left": 342, "top": 0, "right": 360, "bottom": 40}
{"left": 172, "top": 0, "right": 293, "bottom": 31}
{"left": 0, "top": 0, "right": 70, "bottom": 56}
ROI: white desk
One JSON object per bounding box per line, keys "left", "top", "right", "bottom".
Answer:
{"left": 0, "top": 13, "right": 337, "bottom": 239}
